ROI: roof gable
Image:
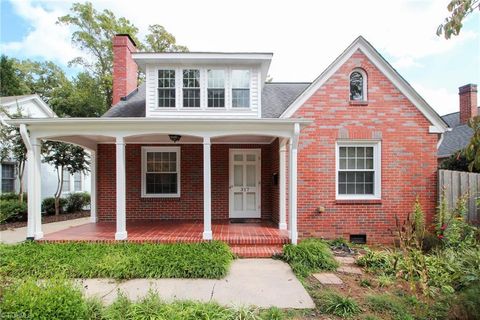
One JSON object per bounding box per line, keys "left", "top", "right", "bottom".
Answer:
{"left": 0, "top": 94, "right": 56, "bottom": 118}
{"left": 280, "top": 36, "right": 448, "bottom": 132}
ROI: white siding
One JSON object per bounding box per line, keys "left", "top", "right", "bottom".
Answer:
{"left": 145, "top": 64, "right": 262, "bottom": 118}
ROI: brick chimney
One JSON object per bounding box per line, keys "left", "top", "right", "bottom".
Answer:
{"left": 112, "top": 34, "right": 138, "bottom": 106}
{"left": 459, "top": 84, "right": 478, "bottom": 124}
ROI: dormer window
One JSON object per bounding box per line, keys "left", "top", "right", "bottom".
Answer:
{"left": 207, "top": 70, "right": 225, "bottom": 108}
{"left": 349, "top": 69, "right": 367, "bottom": 101}
{"left": 232, "top": 70, "right": 250, "bottom": 108}
{"left": 183, "top": 69, "right": 200, "bottom": 108}
{"left": 158, "top": 70, "right": 176, "bottom": 108}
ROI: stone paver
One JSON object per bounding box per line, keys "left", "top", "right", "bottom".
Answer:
{"left": 78, "top": 259, "right": 314, "bottom": 309}
{"left": 334, "top": 256, "right": 355, "bottom": 264}
{"left": 337, "top": 265, "right": 363, "bottom": 275}
{"left": 313, "top": 273, "right": 343, "bottom": 285}
{"left": 0, "top": 217, "right": 91, "bottom": 244}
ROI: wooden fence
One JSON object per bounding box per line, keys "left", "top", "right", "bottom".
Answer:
{"left": 438, "top": 169, "right": 480, "bottom": 224}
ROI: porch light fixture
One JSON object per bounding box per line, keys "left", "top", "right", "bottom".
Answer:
{"left": 168, "top": 134, "right": 182, "bottom": 143}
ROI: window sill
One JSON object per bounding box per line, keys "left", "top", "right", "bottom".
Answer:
{"left": 141, "top": 194, "right": 181, "bottom": 199}
{"left": 335, "top": 199, "right": 382, "bottom": 205}
{"left": 349, "top": 100, "right": 368, "bottom": 106}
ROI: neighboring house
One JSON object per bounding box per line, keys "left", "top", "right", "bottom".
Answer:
{"left": 0, "top": 94, "right": 91, "bottom": 199}
{"left": 10, "top": 35, "right": 448, "bottom": 244}
{"left": 438, "top": 84, "right": 478, "bottom": 160}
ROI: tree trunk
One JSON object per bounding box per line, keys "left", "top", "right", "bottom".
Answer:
{"left": 18, "top": 160, "right": 25, "bottom": 203}
{"left": 55, "top": 166, "right": 64, "bottom": 216}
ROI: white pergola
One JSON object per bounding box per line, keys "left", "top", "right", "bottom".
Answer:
{"left": 10, "top": 118, "right": 311, "bottom": 244}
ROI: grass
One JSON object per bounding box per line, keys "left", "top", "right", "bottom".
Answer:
{"left": 281, "top": 238, "right": 339, "bottom": 277}
{"left": 0, "top": 241, "right": 233, "bottom": 279}
{"left": 315, "top": 291, "right": 361, "bottom": 318}
{"left": 366, "top": 293, "right": 416, "bottom": 320}
{"left": 0, "top": 278, "right": 288, "bottom": 320}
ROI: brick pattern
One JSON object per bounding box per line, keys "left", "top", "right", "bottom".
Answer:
{"left": 291, "top": 49, "right": 439, "bottom": 244}
{"left": 459, "top": 84, "right": 478, "bottom": 125}
{"left": 112, "top": 35, "right": 138, "bottom": 106}
{"left": 96, "top": 143, "right": 278, "bottom": 222}
{"left": 40, "top": 220, "right": 289, "bottom": 258}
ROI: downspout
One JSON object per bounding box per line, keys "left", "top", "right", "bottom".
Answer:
{"left": 19, "top": 124, "right": 35, "bottom": 240}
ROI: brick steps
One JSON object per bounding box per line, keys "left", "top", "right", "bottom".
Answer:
{"left": 230, "top": 244, "right": 284, "bottom": 258}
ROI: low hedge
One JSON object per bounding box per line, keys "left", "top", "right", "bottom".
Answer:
{"left": 0, "top": 241, "right": 234, "bottom": 279}
{"left": 41, "top": 197, "right": 68, "bottom": 215}
{"left": 65, "top": 192, "right": 90, "bottom": 213}
{"left": 0, "top": 199, "right": 27, "bottom": 223}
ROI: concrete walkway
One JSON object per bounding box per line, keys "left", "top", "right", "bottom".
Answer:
{"left": 0, "top": 217, "right": 90, "bottom": 244}
{"left": 77, "top": 259, "right": 315, "bottom": 309}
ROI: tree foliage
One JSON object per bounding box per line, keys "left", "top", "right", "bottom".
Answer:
{"left": 437, "top": 0, "right": 479, "bottom": 39}
{"left": 143, "top": 25, "right": 188, "bottom": 52}
{"left": 42, "top": 141, "right": 90, "bottom": 215}
{"left": 0, "top": 55, "right": 29, "bottom": 96}
{"left": 464, "top": 116, "right": 480, "bottom": 171}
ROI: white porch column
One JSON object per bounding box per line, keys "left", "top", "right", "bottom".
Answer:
{"left": 25, "top": 148, "right": 35, "bottom": 240}
{"left": 288, "top": 124, "right": 300, "bottom": 244}
{"left": 115, "top": 136, "right": 127, "bottom": 240}
{"left": 203, "top": 137, "right": 213, "bottom": 240}
{"left": 33, "top": 138, "right": 43, "bottom": 239}
{"left": 89, "top": 149, "right": 97, "bottom": 223}
{"left": 279, "top": 138, "right": 288, "bottom": 230}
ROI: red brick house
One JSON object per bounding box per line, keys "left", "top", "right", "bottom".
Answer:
{"left": 13, "top": 35, "right": 448, "bottom": 253}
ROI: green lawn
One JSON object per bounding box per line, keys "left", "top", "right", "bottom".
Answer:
{"left": 0, "top": 241, "right": 233, "bottom": 279}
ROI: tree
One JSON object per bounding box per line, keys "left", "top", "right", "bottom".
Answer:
{"left": 57, "top": 2, "right": 141, "bottom": 107}
{"left": 464, "top": 116, "right": 480, "bottom": 172}
{"left": 13, "top": 59, "right": 69, "bottom": 102}
{"left": 143, "top": 25, "right": 188, "bottom": 52}
{"left": 437, "top": 0, "right": 479, "bottom": 39}
{"left": 0, "top": 55, "right": 30, "bottom": 96}
{"left": 42, "top": 141, "right": 90, "bottom": 215}
{"left": 0, "top": 108, "right": 28, "bottom": 202}
{"left": 58, "top": 2, "right": 188, "bottom": 107}
{"left": 49, "top": 72, "right": 106, "bottom": 117}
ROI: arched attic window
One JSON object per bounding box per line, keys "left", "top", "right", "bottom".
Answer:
{"left": 349, "top": 69, "right": 367, "bottom": 101}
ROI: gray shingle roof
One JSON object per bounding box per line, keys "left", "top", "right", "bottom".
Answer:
{"left": 103, "top": 82, "right": 310, "bottom": 118}
{"left": 438, "top": 107, "right": 480, "bottom": 158}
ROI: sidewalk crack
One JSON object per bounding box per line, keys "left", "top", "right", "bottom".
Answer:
{"left": 209, "top": 283, "right": 216, "bottom": 301}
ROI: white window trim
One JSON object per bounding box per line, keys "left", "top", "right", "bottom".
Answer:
{"left": 335, "top": 140, "right": 381, "bottom": 200}
{"left": 141, "top": 146, "right": 181, "bottom": 198}
{"left": 349, "top": 68, "right": 368, "bottom": 101}
{"left": 156, "top": 68, "right": 177, "bottom": 109}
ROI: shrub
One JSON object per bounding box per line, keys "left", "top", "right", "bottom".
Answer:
{"left": 0, "top": 199, "right": 27, "bottom": 223}
{"left": 0, "top": 192, "right": 19, "bottom": 201}
{"left": 0, "top": 241, "right": 234, "bottom": 279}
{"left": 0, "top": 278, "right": 89, "bottom": 320}
{"left": 65, "top": 192, "right": 90, "bottom": 213}
{"left": 377, "top": 275, "right": 395, "bottom": 288}
{"left": 317, "top": 291, "right": 361, "bottom": 318}
{"left": 282, "top": 239, "right": 338, "bottom": 277}
{"left": 356, "top": 249, "right": 396, "bottom": 275}
{"left": 42, "top": 196, "right": 67, "bottom": 215}
{"left": 448, "top": 282, "right": 480, "bottom": 320}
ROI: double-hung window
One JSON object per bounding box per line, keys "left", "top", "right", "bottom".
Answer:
{"left": 158, "top": 70, "right": 176, "bottom": 107}
{"left": 74, "top": 172, "right": 82, "bottom": 192}
{"left": 183, "top": 69, "right": 200, "bottom": 107}
{"left": 207, "top": 70, "right": 225, "bottom": 108}
{"left": 336, "top": 142, "right": 381, "bottom": 199}
{"left": 62, "top": 169, "right": 71, "bottom": 193}
{"left": 1, "top": 163, "right": 15, "bottom": 193}
{"left": 142, "top": 147, "right": 180, "bottom": 197}
{"left": 231, "top": 70, "right": 250, "bottom": 108}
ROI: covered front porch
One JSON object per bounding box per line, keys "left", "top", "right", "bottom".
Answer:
{"left": 13, "top": 118, "right": 309, "bottom": 247}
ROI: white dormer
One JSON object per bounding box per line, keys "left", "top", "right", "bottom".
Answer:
{"left": 133, "top": 52, "right": 272, "bottom": 118}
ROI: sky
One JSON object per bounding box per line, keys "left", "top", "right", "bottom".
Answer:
{"left": 0, "top": 0, "right": 479, "bottom": 116}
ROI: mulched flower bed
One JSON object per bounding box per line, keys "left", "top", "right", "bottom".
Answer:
{"left": 0, "top": 211, "right": 90, "bottom": 231}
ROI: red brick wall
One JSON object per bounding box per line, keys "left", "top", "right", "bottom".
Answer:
{"left": 96, "top": 143, "right": 277, "bottom": 221}
{"left": 112, "top": 35, "right": 138, "bottom": 106}
{"left": 459, "top": 84, "right": 478, "bottom": 125}
{"left": 291, "top": 49, "right": 439, "bottom": 244}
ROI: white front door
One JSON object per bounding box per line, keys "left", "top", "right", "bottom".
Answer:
{"left": 229, "top": 149, "right": 261, "bottom": 218}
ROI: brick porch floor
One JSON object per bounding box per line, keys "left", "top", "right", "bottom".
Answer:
{"left": 40, "top": 220, "right": 289, "bottom": 257}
